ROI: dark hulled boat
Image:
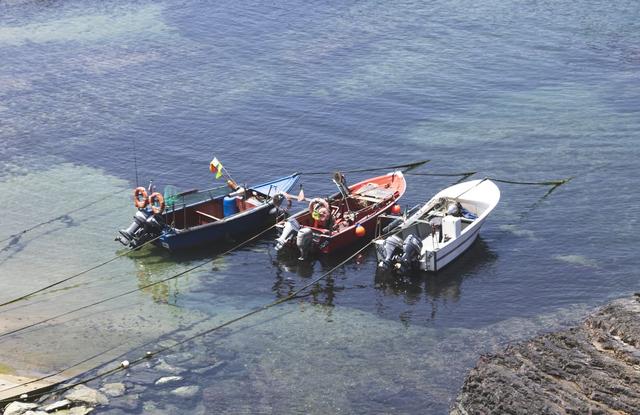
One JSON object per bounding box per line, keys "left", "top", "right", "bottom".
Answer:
{"left": 117, "top": 173, "right": 299, "bottom": 252}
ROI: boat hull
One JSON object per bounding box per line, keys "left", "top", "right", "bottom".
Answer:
{"left": 375, "top": 179, "right": 499, "bottom": 273}
{"left": 156, "top": 174, "right": 299, "bottom": 251}
{"left": 278, "top": 171, "right": 406, "bottom": 257}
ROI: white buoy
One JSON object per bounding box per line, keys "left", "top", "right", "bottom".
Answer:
{"left": 121, "top": 360, "right": 130, "bottom": 368}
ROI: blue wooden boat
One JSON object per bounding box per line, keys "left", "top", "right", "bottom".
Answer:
{"left": 116, "top": 173, "right": 300, "bottom": 251}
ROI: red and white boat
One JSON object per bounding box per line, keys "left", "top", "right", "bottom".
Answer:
{"left": 275, "top": 171, "right": 406, "bottom": 259}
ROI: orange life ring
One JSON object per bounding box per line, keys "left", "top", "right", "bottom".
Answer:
{"left": 148, "top": 192, "right": 165, "bottom": 214}
{"left": 133, "top": 187, "right": 148, "bottom": 209}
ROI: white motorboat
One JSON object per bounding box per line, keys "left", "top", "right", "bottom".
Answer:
{"left": 374, "top": 179, "right": 500, "bottom": 273}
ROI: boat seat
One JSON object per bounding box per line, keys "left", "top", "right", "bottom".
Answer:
{"left": 354, "top": 183, "right": 395, "bottom": 200}
{"left": 196, "top": 210, "right": 221, "bottom": 222}
{"left": 350, "top": 194, "right": 383, "bottom": 203}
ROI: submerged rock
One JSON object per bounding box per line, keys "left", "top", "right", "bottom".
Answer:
{"left": 170, "top": 385, "right": 200, "bottom": 399}
{"left": 65, "top": 385, "right": 109, "bottom": 406}
{"left": 154, "top": 376, "right": 183, "bottom": 386}
{"left": 451, "top": 296, "right": 640, "bottom": 414}
{"left": 106, "top": 394, "right": 139, "bottom": 412}
{"left": 53, "top": 407, "right": 93, "bottom": 415}
{"left": 100, "top": 383, "right": 125, "bottom": 398}
{"left": 154, "top": 360, "right": 185, "bottom": 375}
{"left": 3, "top": 402, "right": 38, "bottom": 415}
{"left": 43, "top": 399, "right": 71, "bottom": 412}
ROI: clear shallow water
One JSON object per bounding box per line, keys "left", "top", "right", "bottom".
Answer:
{"left": 0, "top": 0, "right": 639, "bottom": 413}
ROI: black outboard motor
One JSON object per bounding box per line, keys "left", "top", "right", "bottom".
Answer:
{"left": 275, "top": 218, "right": 300, "bottom": 252}
{"left": 396, "top": 234, "right": 423, "bottom": 274}
{"left": 116, "top": 210, "right": 163, "bottom": 248}
{"left": 378, "top": 235, "right": 403, "bottom": 270}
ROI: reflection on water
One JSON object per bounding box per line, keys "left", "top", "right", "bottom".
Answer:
{"left": 374, "top": 238, "right": 497, "bottom": 320}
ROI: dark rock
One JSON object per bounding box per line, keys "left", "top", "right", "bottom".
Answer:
{"left": 451, "top": 297, "right": 640, "bottom": 414}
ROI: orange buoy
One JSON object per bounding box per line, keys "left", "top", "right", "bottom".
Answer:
{"left": 133, "top": 187, "right": 148, "bottom": 209}
{"left": 148, "top": 192, "right": 165, "bottom": 215}
{"left": 391, "top": 204, "right": 401, "bottom": 215}
{"left": 355, "top": 224, "right": 366, "bottom": 237}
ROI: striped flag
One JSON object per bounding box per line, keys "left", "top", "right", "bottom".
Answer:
{"left": 209, "top": 157, "right": 223, "bottom": 179}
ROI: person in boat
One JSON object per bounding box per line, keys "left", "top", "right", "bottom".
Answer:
{"left": 309, "top": 198, "right": 335, "bottom": 230}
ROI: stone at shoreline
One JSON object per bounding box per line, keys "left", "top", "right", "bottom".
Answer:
{"left": 451, "top": 296, "right": 640, "bottom": 414}
{"left": 51, "top": 407, "right": 93, "bottom": 415}
{"left": 191, "top": 361, "right": 226, "bottom": 375}
{"left": 43, "top": 399, "right": 71, "bottom": 412}
{"left": 155, "top": 376, "right": 183, "bottom": 386}
{"left": 170, "top": 385, "right": 200, "bottom": 399}
{"left": 100, "top": 383, "right": 125, "bottom": 398}
{"left": 65, "top": 385, "right": 109, "bottom": 406}
{"left": 154, "top": 360, "right": 185, "bottom": 375}
{"left": 3, "top": 402, "right": 38, "bottom": 415}
{"left": 106, "top": 394, "right": 139, "bottom": 412}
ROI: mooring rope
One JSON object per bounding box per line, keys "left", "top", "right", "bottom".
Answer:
{"left": 0, "top": 234, "right": 164, "bottom": 309}
{"left": 0, "top": 315, "right": 212, "bottom": 396}
{"left": 405, "top": 171, "right": 477, "bottom": 177}
{"left": 488, "top": 177, "right": 573, "bottom": 187}
{"left": 0, "top": 190, "right": 128, "bottom": 246}
{"left": 300, "top": 159, "right": 430, "bottom": 175}
{"left": 0, "top": 162, "right": 193, "bottom": 247}
{"left": 3, "top": 239, "right": 375, "bottom": 405}
{"left": 0, "top": 218, "right": 288, "bottom": 338}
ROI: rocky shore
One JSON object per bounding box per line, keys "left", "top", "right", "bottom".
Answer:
{"left": 1, "top": 342, "right": 227, "bottom": 415}
{"left": 451, "top": 295, "right": 640, "bottom": 414}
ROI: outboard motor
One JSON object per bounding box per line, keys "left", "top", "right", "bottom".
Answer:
{"left": 116, "top": 211, "right": 164, "bottom": 248}
{"left": 296, "top": 227, "right": 314, "bottom": 260}
{"left": 117, "top": 210, "right": 150, "bottom": 246}
{"left": 275, "top": 218, "right": 300, "bottom": 251}
{"left": 396, "top": 234, "right": 423, "bottom": 274}
{"left": 378, "top": 234, "right": 403, "bottom": 270}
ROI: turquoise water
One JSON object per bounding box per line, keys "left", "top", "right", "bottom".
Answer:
{"left": 1, "top": 0, "right": 639, "bottom": 412}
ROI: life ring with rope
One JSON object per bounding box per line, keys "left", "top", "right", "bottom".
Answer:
{"left": 148, "top": 192, "right": 165, "bottom": 215}
{"left": 133, "top": 187, "right": 149, "bottom": 209}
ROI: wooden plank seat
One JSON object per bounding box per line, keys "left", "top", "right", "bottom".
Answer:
{"left": 350, "top": 194, "right": 384, "bottom": 203}
{"left": 196, "top": 210, "right": 221, "bottom": 221}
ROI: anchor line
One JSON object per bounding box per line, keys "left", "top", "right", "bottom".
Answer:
{"left": 0, "top": 218, "right": 288, "bottom": 338}
{"left": 0, "top": 163, "right": 192, "bottom": 246}
{"left": 300, "top": 159, "right": 430, "bottom": 175}
{"left": 6, "top": 235, "right": 381, "bottom": 403}
{"left": 0, "top": 190, "right": 128, "bottom": 245}
{"left": 0, "top": 234, "right": 164, "bottom": 309}
{"left": 0, "top": 315, "right": 211, "bottom": 396}
{"left": 405, "top": 171, "right": 477, "bottom": 177}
